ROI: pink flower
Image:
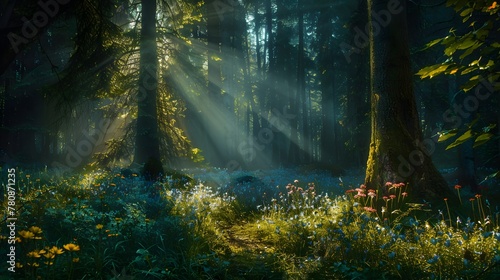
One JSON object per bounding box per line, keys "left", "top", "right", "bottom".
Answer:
{"left": 402, "top": 192, "right": 408, "bottom": 197}
{"left": 363, "top": 207, "right": 377, "bottom": 213}
{"left": 360, "top": 184, "right": 367, "bottom": 189}
{"left": 385, "top": 182, "right": 393, "bottom": 187}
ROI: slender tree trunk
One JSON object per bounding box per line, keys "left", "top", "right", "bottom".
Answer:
{"left": 259, "top": 0, "right": 273, "bottom": 168}
{"left": 297, "top": 0, "right": 310, "bottom": 163}
{"left": 201, "top": 0, "right": 224, "bottom": 166}
{"left": 252, "top": 3, "right": 263, "bottom": 139}
{"left": 364, "top": 0, "right": 451, "bottom": 200}
{"left": 134, "top": 0, "right": 161, "bottom": 165}
{"left": 317, "top": 7, "right": 335, "bottom": 164}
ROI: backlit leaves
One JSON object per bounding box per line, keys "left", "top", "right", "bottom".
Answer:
{"left": 446, "top": 129, "right": 474, "bottom": 150}
{"left": 437, "top": 130, "right": 458, "bottom": 142}
{"left": 441, "top": 124, "right": 496, "bottom": 150}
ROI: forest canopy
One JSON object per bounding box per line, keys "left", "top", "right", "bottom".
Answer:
{"left": 0, "top": 0, "right": 498, "bottom": 194}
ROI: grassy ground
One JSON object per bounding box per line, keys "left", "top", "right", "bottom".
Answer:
{"left": 1, "top": 167, "right": 499, "bottom": 279}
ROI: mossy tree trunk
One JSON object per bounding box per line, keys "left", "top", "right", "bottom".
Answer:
{"left": 134, "top": 0, "right": 161, "bottom": 165}
{"left": 364, "top": 0, "right": 451, "bottom": 200}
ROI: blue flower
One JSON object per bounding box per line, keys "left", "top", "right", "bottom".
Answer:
{"left": 444, "top": 239, "right": 451, "bottom": 247}
{"left": 483, "top": 231, "right": 493, "bottom": 238}
{"left": 388, "top": 252, "right": 396, "bottom": 259}
{"left": 427, "top": 255, "right": 439, "bottom": 264}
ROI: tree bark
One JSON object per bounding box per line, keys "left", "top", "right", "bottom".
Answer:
{"left": 317, "top": 6, "right": 335, "bottom": 164}
{"left": 364, "top": 0, "right": 451, "bottom": 200}
{"left": 134, "top": 0, "right": 161, "bottom": 165}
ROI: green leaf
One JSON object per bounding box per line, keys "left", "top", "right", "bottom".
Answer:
{"left": 460, "top": 78, "right": 479, "bottom": 92}
{"left": 444, "top": 43, "right": 458, "bottom": 56}
{"left": 416, "top": 64, "right": 450, "bottom": 79}
{"left": 437, "top": 130, "right": 458, "bottom": 142}
{"left": 469, "top": 57, "right": 481, "bottom": 66}
{"left": 425, "top": 38, "right": 443, "bottom": 49}
{"left": 461, "top": 66, "right": 476, "bottom": 75}
{"left": 473, "top": 133, "right": 493, "bottom": 148}
{"left": 446, "top": 129, "right": 475, "bottom": 150}
{"left": 460, "top": 8, "right": 473, "bottom": 17}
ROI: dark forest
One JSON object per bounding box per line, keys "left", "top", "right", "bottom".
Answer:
{"left": 0, "top": 0, "right": 499, "bottom": 279}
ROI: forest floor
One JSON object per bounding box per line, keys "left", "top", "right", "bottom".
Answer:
{"left": 185, "top": 165, "right": 499, "bottom": 277}
{"left": 5, "top": 165, "right": 498, "bottom": 279}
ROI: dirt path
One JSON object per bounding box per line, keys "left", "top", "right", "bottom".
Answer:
{"left": 223, "top": 221, "right": 274, "bottom": 255}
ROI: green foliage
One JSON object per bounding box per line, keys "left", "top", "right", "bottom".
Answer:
{"left": 417, "top": 1, "right": 500, "bottom": 88}
{"left": 417, "top": 0, "right": 499, "bottom": 175}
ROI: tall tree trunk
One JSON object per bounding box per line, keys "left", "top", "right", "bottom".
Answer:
{"left": 259, "top": 0, "right": 273, "bottom": 168}
{"left": 252, "top": 3, "right": 262, "bottom": 140}
{"left": 317, "top": 6, "right": 335, "bottom": 164}
{"left": 134, "top": 0, "right": 161, "bottom": 166}
{"left": 297, "top": 0, "right": 309, "bottom": 163}
{"left": 364, "top": 0, "right": 451, "bottom": 200}
{"left": 201, "top": 0, "right": 224, "bottom": 166}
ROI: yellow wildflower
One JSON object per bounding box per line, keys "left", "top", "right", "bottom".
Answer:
{"left": 29, "top": 226, "right": 43, "bottom": 234}
{"left": 63, "top": 243, "right": 80, "bottom": 252}
{"left": 72, "top": 258, "right": 80, "bottom": 263}
{"left": 96, "top": 224, "right": 104, "bottom": 230}
{"left": 43, "top": 252, "right": 55, "bottom": 259}
{"left": 27, "top": 251, "right": 41, "bottom": 258}
{"left": 49, "top": 246, "right": 64, "bottom": 255}
{"left": 19, "top": 230, "right": 35, "bottom": 239}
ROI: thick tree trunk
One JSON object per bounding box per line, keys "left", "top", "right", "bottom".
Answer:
{"left": 364, "top": 0, "right": 451, "bottom": 200}
{"left": 134, "top": 0, "right": 161, "bottom": 165}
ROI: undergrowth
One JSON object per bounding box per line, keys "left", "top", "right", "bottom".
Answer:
{"left": 1, "top": 168, "right": 499, "bottom": 279}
